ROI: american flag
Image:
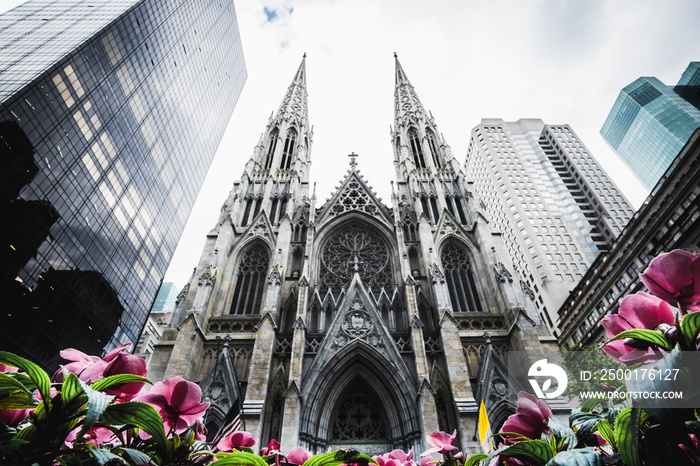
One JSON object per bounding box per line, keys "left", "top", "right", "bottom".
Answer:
{"left": 211, "top": 399, "right": 242, "bottom": 446}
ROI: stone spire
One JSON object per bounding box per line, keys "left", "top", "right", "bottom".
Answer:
{"left": 271, "top": 54, "right": 309, "bottom": 129}
{"left": 242, "top": 54, "right": 312, "bottom": 180}
{"left": 391, "top": 54, "right": 457, "bottom": 179}
{"left": 394, "top": 53, "right": 428, "bottom": 129}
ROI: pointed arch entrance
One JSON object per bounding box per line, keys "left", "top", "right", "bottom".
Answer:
{"left": 299, "top": 340, "right": 421, "bottom": 455}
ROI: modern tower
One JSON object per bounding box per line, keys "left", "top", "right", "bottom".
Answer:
{"left": 148, "top": 56, "right": 559, "bottom": 456}
{"left": 601, "top": 62, "right": 700, "bottom": 189}
{"left": 465, "top": 119, "right": 634, "bottom": 334}
{"left": 0, "top": 0, "right": 246, "bottom": 367}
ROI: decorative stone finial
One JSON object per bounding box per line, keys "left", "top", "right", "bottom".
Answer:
{"left": 348, "top": 151, "right": 359, "bottom": 169}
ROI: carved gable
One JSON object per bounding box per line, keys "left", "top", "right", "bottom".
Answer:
{"left": 316, "top": 171, "right": 393, "bottom": 226}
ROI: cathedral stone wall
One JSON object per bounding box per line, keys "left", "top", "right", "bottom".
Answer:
{"left": 148, "top": 56, "right": 554, "bottom": 455}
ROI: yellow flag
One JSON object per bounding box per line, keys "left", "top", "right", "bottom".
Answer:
{"left": 478, "top": 399, "right": 494, "bottom": 453}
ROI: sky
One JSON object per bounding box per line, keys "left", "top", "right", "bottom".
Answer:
{"left": 3, "top": 0, "right": 700, "bottom": 292}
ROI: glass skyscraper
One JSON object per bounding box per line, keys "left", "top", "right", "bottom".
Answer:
{"left": 0, "top": 0, "right": 246, "bottom": 367}
{"left": 601, "top": 62, "right": 700, "bottom": 190}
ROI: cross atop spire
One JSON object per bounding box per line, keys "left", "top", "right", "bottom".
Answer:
{"left": 348, "top": 151, "right": 359, "bottom": 169}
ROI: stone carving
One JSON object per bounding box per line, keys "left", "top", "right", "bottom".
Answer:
{"left": 429, "top": 262, "right": 445, "bottom": 284}
{"left": 494, "top": 262, "right": 513, "bottom": 283}
{"left": 249, "top": 220, "right": 268, "bottom": 237}
{"left": 454, "top": 316, "right": 505, "bottom": 331}
{"left": 521, "top": 280, "right": 535, "bottom": 301}
{"left": 267, "top": 265, "right": 282, "bottom": 286}
{"left": 198, "top": 265, "right": 216, "bottom": 287}
{"left": 319, "top": 227, "right": 392, "bottom": 298}
{"left": 342, "top": 300, "right": 373, "bottom": 339}
{"left": 439, "top": 218, "right": 458, "bottom": 236}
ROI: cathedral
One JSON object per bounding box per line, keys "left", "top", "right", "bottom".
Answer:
{"left": 147, "top": 55, "right": 556, "bottom": 455}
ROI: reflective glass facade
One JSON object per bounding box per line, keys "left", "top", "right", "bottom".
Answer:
{"left": 0, "top": 0, "right": 246, "bottom": 366}
{"left": 601, "top": 63, "right": 700, "bottom": 190}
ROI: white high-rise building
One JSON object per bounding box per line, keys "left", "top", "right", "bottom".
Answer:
{"left": 465, "top": 119, "right": 634, "bottom": 335}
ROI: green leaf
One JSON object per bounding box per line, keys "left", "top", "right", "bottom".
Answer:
{"left": 613, "top": 407, "right": 640, "bottom": 466}
{"left": 607, "top": 329, "right": 672, "bottom": 351}
{"left": 15, "top": 423, "right": 36, "bottom": 442}
{"left": 91, "top": 374, "right": 150, "bottom": 392}
{"left": 579, "top": 397, "right": 607, "bottom": 413}
{"left": 0, "top": 438, "right": 29, "bottom": 452}
{"left": 0, "top": 351, "right": 52, "bottom": 411}
{"left": 119, "top": 447, "right": 155, "bottom": 465}
{"left": 78, "top": 378, "right": 114, "bottom": 438}
{"left": 595, "top": 420, "right": 615, "bottom": 450}
{"left": 500, "top": 440, "right": 555, "bottom": 466}
{"left": 465, "top": 454, "right": 487, "bottom": 466}
{"left": 100, "top": 402, "right": 169, "bottom": 454}
{"left": 547, "top": 417, "right": 575, "bottom": 451}
{"left": 89, "top": 446, "right": 127, "bottom": 465}
{"left": 680, "top": 311, "right": 700, "bottom": 348}
{"left": 60, "top": 372, "right": 88, "bottom": 417}
{"left": 0, "top": 371, "right": 33, "bottom": 400}
{"left": 301, "top": 450, "right": 378, "bottom": 466}
{"left": 61, "top": 372, "right": 84, "bottom": 404}
{"left": 0, "top": 391, "right": 38, "bottom": 409}
{"left": 211, "top": 451, "right": 271, "bottom": 466}
{"left": 545, "top": 448, "right": 604, "bottom": 466}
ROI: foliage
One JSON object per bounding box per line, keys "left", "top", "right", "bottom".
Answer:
{"left": 557, "top": 345, "right": 625, "bottom": 400}
{"left": 466, "top": 249, "right": 700, "bottom": 465}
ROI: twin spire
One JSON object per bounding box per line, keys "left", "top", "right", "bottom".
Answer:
{"left": 254, "top": 53, "right": 440, "bottom": 174}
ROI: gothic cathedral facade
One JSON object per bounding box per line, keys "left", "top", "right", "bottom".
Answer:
{"left": 148, "top": 56, "right": 554, "bottom": 455}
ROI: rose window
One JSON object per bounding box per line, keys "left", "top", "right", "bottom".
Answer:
{"left": 319, "top": 227, "right": 392, "bottom": 299}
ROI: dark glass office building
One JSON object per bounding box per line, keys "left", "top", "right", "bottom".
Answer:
{"left": 0, "top": 0, "right": 246, "bottom": 367}
{"left": 601, "top": 62, "right": 700, "bottom": 190}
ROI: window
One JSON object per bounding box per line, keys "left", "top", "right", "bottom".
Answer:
{"left": 280, "top": 127, "right": 297, "bottom": 170}
{"left": 426, "top": 128, "right": 441, "bottom": 169}
{"left": 409, "top": 128, "right": 426, "bottom": 169}
{"left": 265, "top": 128, "right": 278, "bottom": 170}
{"left": 230, "top": 244, "right": 270, "bottom": 315}
{"left": 441, "top": 243, "right": 482, "bottom": 312}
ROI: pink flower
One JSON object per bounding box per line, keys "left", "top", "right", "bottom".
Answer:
{"left": 217, "top": 430, "right": 257, "bottom": 452}
{"left": 375, "top": 449, "right": 416, "bottom": 466}
{"left": 500, "top": 391, "right": 552, "bottom": 440}
{"left": 56, "top": 343, "right": 132, "bottom": 383}
{"left": 600, "top": 292, "right": 675, "bottom": 364}
{"left": 102, "top": 351, "right": 147, "bottom": 401}
{"left": 420, "top": 430, "right": 458, "bottom": 457}
{"left": 63, "top": 426, "right": 120, "bottom": 449}
{"left": 640, "top": 250, "right": 700, "bottom": 312}
{"left": 0, "top": 364, "right": 32, "bottom": 427}
{"left": 260, "top": 439, "right": 280, "bottom": 455}
{"left": 193, "top": 418, "right": 207, "bottom": 442}
{"left": 287, "top": 446, "right": 312, "bottom": 465}
{"left": 134, "top": 376, "right": 209, "bottom": 435}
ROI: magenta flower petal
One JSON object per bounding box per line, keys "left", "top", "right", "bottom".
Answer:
{"left": 217, "top": 430, "right": 257, "bottom": 452}
{"left": 287, "top": 447, "right": 312, "bottom": 465}
{"left": 103, "top": 343, "right": 132, "bottom": 362}
{"left": 421, "top": 429, "right": 458, "bottom": 456}
{"left": 499, "top": 392, "right": 552, "bottom": 440}
{"left": 617, "top": 292, "right": 675, "bottom": 330}
{"left": 640, "top": 250, "right": 700, "bottom": 308}
{"left": 135, "top": 377, "right": 209, "bottom": 435}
